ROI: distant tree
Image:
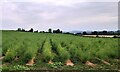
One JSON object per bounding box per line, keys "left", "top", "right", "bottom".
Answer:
{"left": 98, "top": 31, "right": 103, "bottom": 35}
{"left": 34, "top": 30, "right": 38, "bottom": 33}
{"left": 56, "top": 29, "right": 60, "bottom": 33}
{"left": 92, "top": 31, "right": 98, "bottom": 35}
{"left": 53, "top": 30, "right": 56, "bottom": 33}
{"left": 21, "top": 28, "right": 25, "bottom": 32}
{"left": 83, "top": 31, "right": 87, "bottom": 35}
{"left": 17, "top": 28, "right": 21, "bottom": 31}
{"left": 53, "top": 29, "right": 62, "bottom": 33}
{"left": 64, "top": 32, "right": 74, "bottom": 35}
{"left": 76, "top": 33, "right": 81, "bottom": 35}
{"left": 107, "top": 31, "right": 114, "bottom": 35}
{"left": 102, "top": 31, "right": 107, "bottom": 35}
{"left": 64, "top": 32, "right": 70, "bottom": 34}
{"left": 60, "top": 31, "right": 62, "bottom": 33}
{"left": 48, "top": 28, "right": 52, "bottom": 33}
{"left": 116, "top": 30, "right": 120, "bottom": 35}
{"left": 28, "top": 28, "right": 33, "bottom": 32}
{"left": 57, "top": 29, "right": 62, "bottom": 33}
{"left": 40, "top": 31, "right": 45, "bottom": 33}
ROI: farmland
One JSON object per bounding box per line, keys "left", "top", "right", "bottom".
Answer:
{"left": 1, "top": 30, "right": 120, "bottom": 71}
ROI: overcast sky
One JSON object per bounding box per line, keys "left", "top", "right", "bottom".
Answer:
{"left": 1, "top": 0, "right": 119, "bottom": 31}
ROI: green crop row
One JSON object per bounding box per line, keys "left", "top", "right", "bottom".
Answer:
{"left": 42, "top": 38, "right": 55, "bottom": 62}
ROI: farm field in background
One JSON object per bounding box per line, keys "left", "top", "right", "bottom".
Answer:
{"left": 0, "top": 30, "right": 120, "bottom": 71}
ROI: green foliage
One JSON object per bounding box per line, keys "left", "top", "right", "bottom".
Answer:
{"left": 21, "top": 40, "right": 39, "bottom": 63}
{"left": 56, "top": 44, "right": 70, "bottom": 62}
{"left": 4, "top": 50, "right": 16, "bottom": 62}
{"left": 48, "top": 62, "right": 63, "bottom": 69}
{"left": 1, "top": 65, "right": 30, "bottom": 70}
{"left": 42, "top": 38, "right": 54, "bottom": 62}
{"left": 2, "top": 30, "right": 119, "bottom": 66}
{"left": 69, "top": 44, "right": 78, "bottom": 58}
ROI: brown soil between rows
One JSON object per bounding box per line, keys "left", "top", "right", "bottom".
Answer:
{"left": 26, "top": 57, "right": 35, "bottom": 66}
{"left": 85, "top": 61, "right": 97, "bottom": 67}
{"left": 65, "top": 59, "right": 74, "bottom": 66}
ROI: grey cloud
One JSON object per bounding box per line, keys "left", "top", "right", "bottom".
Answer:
{"left": 2, "top": 2, "right": 118, "bottom": 31}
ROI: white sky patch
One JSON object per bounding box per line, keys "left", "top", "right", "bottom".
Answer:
{"left": 1, "top": 0, "right": 119, "bottom": 2}
{"left": 80, "top": 14, "right": 118, "bottom": 24}
{"left": 0, "top": 5, "right": 2, "bottom": 30}
{"left": 39, "top": 12, "right": 57, "bottom": 20}
{"left": 1, "top": 0, "right": 119, "bottom": 6}
{"left": 2, "top": 3, "right": 23, "bottom": 24}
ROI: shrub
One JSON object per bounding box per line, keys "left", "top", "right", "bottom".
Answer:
{"left": 21, "top": 40, "right": 38, "bottom": 63}
{"left": 56, "top": 44, "right": 70, "bottom": 62}
{"left": 4, "top": 50, "right": 16, "bottom": 62}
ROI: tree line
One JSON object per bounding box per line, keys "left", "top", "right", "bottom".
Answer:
{"left": 17, "top": 28, "right": 62, "bottom": 33}
{"left": 17, "top": 28, "right": 120, "bottom": 35}
{"left": 76, "top": 30, "right": 120, "bottom": 35}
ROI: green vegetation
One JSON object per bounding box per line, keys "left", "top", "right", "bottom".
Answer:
{"left": 42, "top": 38, "right": 55, "bottom": 62}
{"left": 56, "top": 44, "right": 70, "bottom": 62}
{"left": 1, "top": 65, "right": 30, "bottom": 70}
{"left": 48, "top": 62, "right": 63, "bottom": 69}
{"left": 1, "top": 30, "right": 119, "bottom": 71}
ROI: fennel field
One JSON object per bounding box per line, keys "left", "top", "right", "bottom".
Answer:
{"left": 1, "top": 30, "right": 120, "bottom": 71}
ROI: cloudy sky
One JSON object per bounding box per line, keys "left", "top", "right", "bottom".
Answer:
{"left": 1, "top": 0, "right": 119, "bottom": 31}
